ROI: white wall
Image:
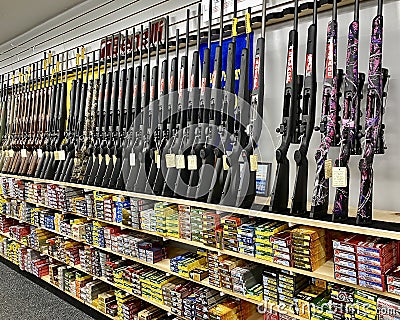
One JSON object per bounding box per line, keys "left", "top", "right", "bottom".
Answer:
{"left": 0, "top": 0, "right": 399, "bottom": 215}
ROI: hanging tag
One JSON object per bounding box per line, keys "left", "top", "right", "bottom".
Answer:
{"left": 21, "top": 149, "right": 27, "bottom": 158}
{"left": 154, "top": 150, "right": 160, "bottom": 168}
{"left": 222, "top": 155, "right": 229, "bottom": 171}
{"left": 129, "top": 153, "right": 135, "bottom": 166}
{"left": 58, "top": 150, "right": 66, "bottom": 161}
{"left": 54, "top": 151, "right": 59, "bottom": 160}
{"left": 112, "top": 155, "right": 117, "bottom": 165}
{"left": 332, "top": 167, "right": 348, "bottom": 188}
{"left": 37, "top": 149, "right": 43, "bottom": 159}
{"left": 99, "top": 154, "right": 103, "bottom": 163}
{"left": 250, "top": 154, "right": 258, "bottom": 172}
{"left": 325, "top": 159, "right": 333, "bottom": 179}
{"left": 9, "top": 149, "right": 14, "bottom": 157}
{"left": 187, "top": 155, "right": 197, "bottom": 171}
{"left": 165, "top": 154, "right": 176, "bottom": 168}
{"left": 176, "top": 155, "right": 185, "bottom": 169}
{"left": 4, "top": 150, "right": 9, "bottom": 158}
{"left": 105, "top": 154, "right": 111, "bottom": 165}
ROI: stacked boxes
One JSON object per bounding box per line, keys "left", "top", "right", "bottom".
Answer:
{"left": 353, "top": 289, "right": 378, "bottom": 320}
{"left": 222, "top": 215, "right": 249, "bottom": 252}
{"left": 255, "top": 221, "right": 288, "bottom": 262}
{"left": 333, "top": 235, "right": 398, "bottom": 290}
{"left": 330, "top": 283, "right": 355, "bottom": 320}
{"left": 231, "top": 263, "right": 264, "bottom": 301}
{"left": 178, "top": 205, "right": 191, "bottom": 240}
{"left": 277, "top": 271, "right": 309, "bottom": 314}
{"left": 271, "top": 231, "right": 292, "bottom": 267}
{"left": 170, "top": 252, "right": 206, "bottom": 278}
{"left": 291, "top": 226, "right": 326, "bottom": 271}
{"left": 129, "top": 199, "right": 153, "bottom": 230}
{"left": 165, "top": 205, "right": 179, "bottom": 238}
{"left": 208, "top": 252, "right": 228, "bottom": 287}
{"left": 387, "top": 266, "right": 400, "bottom": 295}
{"left": 296, "top": 284, "right": 328, "bottom": 319}
{"left": 190, "top": 208, "right": 203, "bottom": 242}
{"left": 263, "top": 269, "right": 279, "bottom": 306}
{"left": 377, "top": 297, "right": 400, "bottom": 320}
{"left": 237, "top": 222, "right": 257, "bottom": 256}
{"left": 113, "top": 196, "right": 130, "bottom": 224}
{"left": 202, "top": 211, "right": 228, "bottom": 249}
{"left": 140, "top": 270, "right": 174, "bottom": 305}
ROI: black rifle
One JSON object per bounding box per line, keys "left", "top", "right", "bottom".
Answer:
{"left": 157, "top": 30, "right": 179, "bottom": 196}
{"left": 310, "top": 0, "right": 343, "bottom": 218}
{"left": 173, "top": 7, "right": 202, "bottom": 199}
{"left": 93, "top": 36, "right": 115, "bottom": 186}
{"left": 356, "top": 0, "right": 389, "bottom": 225}
{"left": 125, "top": 23, "right": 152, "bottom": 191}
{"left": 186, "top": 0, "right": 212, "bottom": 200}
{"left": 0, "top": 73, "right": 10, "bottom": 169}
{"left": 195, "top": 0, "right": 224, "bottom": 202}
{"left": 290, "top": 0, "right": 318, "bottom": 215}
{"left": 87, "top": 41, "right": 109, "bottom": 185}
{"left": 332, "top": 0, "right": 365, "bottom": 221}
{"left": 267, "top": 0, "right": 303, "bottom": 213}
{"left": 0, "top": 75, "right": 6, "bottom": 145}
{"left": 135, "top": 24, "right": 162, "bottom": 193}
{"left": 109, "top": 30, "right": 130, "bottom": 187}
{"left": 219, "top": 8, "right": 253, "bottom": 207}
{"left": 151, "top": 20, "right": 171, "bottom": 195}
{"left": 116, "top": 27, "right": 143, "bottom": 190}
{"left": 208, "top": 0, "right": 238, "bottom": 204}
{"left": 160, "top": 12, "right": 190, "bottom": 198}
{"left": 102, "top": 34, "right": 122, "bottom": 187}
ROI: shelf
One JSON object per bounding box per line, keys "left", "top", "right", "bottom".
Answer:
{"left": 2, "top": 211, "right": 400, "bottom": 307}
{"left": 1, "top": 173, "right": 400, "bottom": 241}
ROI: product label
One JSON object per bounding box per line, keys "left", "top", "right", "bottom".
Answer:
{"left": 187, "top": 155, "right": 197, "bottom": 170}
{"left": 250, "top": 154, "right": 258, "bottom": 172}
{"left": 37, "top": 149, "right": 43, "bottom": 158}
{"left": 165, "top": 153, "right": 176, "bottom": 168}
{"left": 129, "top": 153, "right": 135, "bottom": 166}
{"left": 58, "top": 150, "right": 66, "bottom": 161}
{"left": 332, "top": 167, "right": 347, "bottom": 187}
{"left": 21, "top": 149, "right": 27, "bottom": 158}
{"left": 176, "top": 155, "right": 185, "bottom": 169}
{"left": 325, "top": 159, "right": 333, "bottom": 179}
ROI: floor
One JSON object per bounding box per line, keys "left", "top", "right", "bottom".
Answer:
{"left": 0, "top": 262, "right": 96, "bottom": 320}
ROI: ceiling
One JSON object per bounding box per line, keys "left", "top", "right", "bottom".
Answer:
{"left": 0, "top": 0, "right": 87, "bottom": 45}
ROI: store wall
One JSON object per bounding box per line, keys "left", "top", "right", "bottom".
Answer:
{"left": 0, "top": 0, "right": 399, "bottom": 213}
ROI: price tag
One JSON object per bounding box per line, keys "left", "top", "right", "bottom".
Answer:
{"left": 129, "top": 153, "right": 135, "bottom": 166}
{"left": 222, "top": 155, "right": 229, "bottom": 171}
{"left": 250, "top": 154, "right": 258, "bottom": 172}
{"left": 187, "top": 155, "right": 197, "bottom": 170}
{"left": 112, "top": 155, "right": 117, "bottom": 165}
{"left": 324, "top": 159, "right": 333, "bottom": 179}
{"left": 21, "top": 149, "right": 27, "bottom": 158}
{"left": 37, "top": 149, "right": 43, "bottom": 158}
{"left": 165, "top": 154, "right": 176, "bottom": 168}
{"left": 58, "top": 150, "right": 66, "bottom": 161}
{"left": 9, "top": 150, "right": 14, "bottom": 157}
{"left": 3, "top": 150, "right": 8, "bottom": 158}
{"left": 54, "top": 151, "right": 59, "bottom": 160}
{"left": 176, "top": 155, "right": 185, "bottom": 169}
{"left": 332, "top": 167, "right": 348, "bottom": 188}
{"left": 154, "top": 150, "right": 161, "bottom": 168}
{"left": 99, "top": 154, "right": 103, "bottom": 163}
{"left": 105, "top": 154, "right": 111, "bottom": 165}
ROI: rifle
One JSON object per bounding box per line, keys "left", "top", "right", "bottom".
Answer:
{"left": 290, "top": 0, "right": 318, "bottom": 215}
{"left": 139, "top": 26, "right": 161, "bottom": 194}
{"left": 42, "top": 53, "right": 69, "bottom": 179}
{"left": 115, "top": 27, "right": 143, "bottom": 190}
{"left": 332, "top": 0, "right": 365, "bottom": 221}
{"left": 93, "top": 35, "right": 117, "bottom": 186}
{"left": 126, "top": 23, "right": 152, "bottom": 192}
{"left": 27, "top": 60, "right": 46, "bottom": 176}
{"left": 207, "top": 0, "right": 238, "bottom": 204}
{"left": 158, "top": 29, "right": 180, "bottom": 197}
{"left": 310, "top": 0, "right": 344, "bottom": 218}
{"left": 0, "top": 74, "right": 8, "bottom": 168}
{"left": 55, "top": 51, "right": 85, "bottom": 181}
{"left": 173, "top": 7, "right": 202, "bottom": 199}
{"left": 186, "top": 0, "right": 212, "bottom": 200}
{"left": 34, "top": 53, "right": 56, "bottom": 178}
{"left": 157, "top": 12, "right": 189, "bottom": 197}
{"left": 101, "top": 34, "right": 122, "bottom": 186}
{"left": 194, "top": 0, "right": 224, "bottom": 202}
{"left": 87, "top": 41, "right": 109, "bottom": 185}
{"left": 267, "top": 0, "right": 303, "bottom": 212}
{"left": 109, "top": 30, "right": 130, "bottom": 187}
{"left": 151, "top": 20, "right": 171, "bottom": 195}
{"left": 356, "top": 0, "right": 389, "bottom": 225}
{"left": 81, "top": 50, "right": 101, "bottom": 184}
{"left": 65, "top": 55, "right": 91, "bottom": 182}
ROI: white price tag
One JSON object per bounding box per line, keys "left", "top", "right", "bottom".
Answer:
{"left": 58, "top": 150, "right": 66, "bottom": 161}
{"left": 129, "top": 153, "right": 135, "bottom": 166}
{"left": 21, "top": 149, "right": 27, "bottom": 158}
{"left": 8, "top": 150, "right": 14, "bottom": 157}
{"left": 176, "top": 155, "right": 185, "bottom": 169}
{"left": 250, "top": 154, "right": 258, "bottom": 172}
{"left": 187, "top": 155, "right": 197, "bottom": 170}
{"left": 54, "top": 151, "right": 59, "bottom": 160}
{"left": 155, "top": 150, "right": 161, "bottom": 168}
{"left": 112, "top": 155, "right": 117, "bottom": 165}
{"left": 222, "top": 155, "right": 229, "bottom": 171}
{"left": 332, "top": 167, "right": 348, "bottom": 188}
{"left": 37, "top": 149, "right": 43, "bottom": 158}
{"left": 165, "top": 154, "right": 176, "bottom": 168}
